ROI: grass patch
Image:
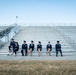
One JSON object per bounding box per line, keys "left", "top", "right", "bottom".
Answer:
{"left": 0, "top": 60, "right": 76, "bottom": 75}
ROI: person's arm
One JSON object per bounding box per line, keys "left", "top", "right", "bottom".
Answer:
{"left": 55, "top": 44, "right": 56, "bottom": 50}
{"left": 33, "top": 44, "right": 35, "bottom": 50}
{"left": 41, "top": 45, "right": 42, "bottom": 50}
{"left": 60, "top": 44, "right": 61, "bottom": 50}
{"left": 27, "top": 44, "right": 28, "bottom": 50}
{"left": 16, "top": 44, "right": 18, "bottom": 49}
{"left": 37, "top": 45, "right": 38, "bottom": 51}
{"left": 51, "top": 45, "right": 52, "bottom": 51}
{"left": 22, "top": 44, "right": 23, "bottom": 49}
{"left": 10, "top": 42, "right": 12, "bottom": 47}
{"left": 46, "top": 45, "right": 48, "bottom": 49}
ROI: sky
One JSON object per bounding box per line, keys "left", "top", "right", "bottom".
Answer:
{"left": 0, "top": 0, "right": 76, "bottom": 24}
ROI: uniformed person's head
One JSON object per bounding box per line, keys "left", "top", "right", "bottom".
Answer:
{"left": 24, "top": 40, "right": 26, "bottom": 44}
{"left": 39, "top": 41, "right": 41, "bottom": 44}
{"left": 57, "top": 41, "right": 59, "bottom": 44}
{"left": 48, "top": 41, "right": 50, "bottom": 44}
{"left": 11, "top": 38, "right": 14, "bottom": 41}
{"left": 31, "top": 41, "right": 34, "bottom": 44}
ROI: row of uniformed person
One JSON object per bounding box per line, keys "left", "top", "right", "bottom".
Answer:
{"left": 9, "top": 39, "right": 63, "bottom": 57}
{"left": 21, "top": 41, "right": 42, "bottom": 56}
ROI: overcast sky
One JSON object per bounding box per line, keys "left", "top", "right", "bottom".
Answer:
{"left": 0, "top": 0, "right": 76, "bottom": 24}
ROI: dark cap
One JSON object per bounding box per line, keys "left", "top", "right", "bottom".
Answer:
{"left": 48, "top": 41, "right": 50, "bottom": 43}
{"left": 24, "top": 40, "right": 26, "bottom": 42}
{"left": 39, "top": 41, "right": 41, "bottom": 43}
{"left": 57, "top": 41, "right": 59, "bottom": 43}
{"left": 12, "top": 38, "right": 14, "bottom": 40}
{"left": 31, "top": 41, "right": 34, "bottom": 42}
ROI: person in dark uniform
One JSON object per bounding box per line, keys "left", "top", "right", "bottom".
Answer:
{"left": 55, "top": 41, "right": 63, "bottom": 57}
{"left": 46, "top": 41, "right": 52, "bottom": 56}
{"left": 29, "top": 41, "right": 35, "bottom": 56}
{"left": 37, "top": 41, "right": 42, "bottom": 56}
{"left": 14, "top": 42, "right": 19, "bottom": 56}
{"left": 21, "top": 41, "right": 28, "bottom": 56}
{"left": 9, "top": 39, "right": 15, "bottom": 54}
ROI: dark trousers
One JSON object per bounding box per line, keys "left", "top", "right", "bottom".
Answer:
{"left": 9, "top": 46, "right": 14, "bottom": 53}
{"left": 9, "top": 46, "right": 11, "bottom": 50}
{"left": 14, "top": 49, "right": 18, "bottom": 55}
{"left": 21, "top": 49, "right": 27, "bottom": 56}
{"left": 56, "top": 50, "right": 62, "bottom": 56}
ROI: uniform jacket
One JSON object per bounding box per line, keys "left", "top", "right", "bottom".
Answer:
{"left": 37, "top": 44, "right": 42, "bottom": 51}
